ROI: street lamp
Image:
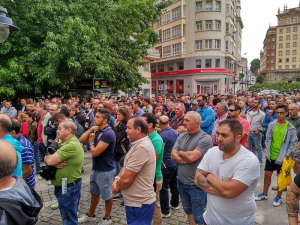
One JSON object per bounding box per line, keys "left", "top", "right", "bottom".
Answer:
{"left": 0, "top": 7, "right": 19, "bottom": 43}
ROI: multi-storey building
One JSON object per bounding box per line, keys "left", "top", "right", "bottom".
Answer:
{"left": 260, "top": 4, "right": 300, "bottom": 83}
{"left": 151, "top": 0, "right": 243, "bottom": 96}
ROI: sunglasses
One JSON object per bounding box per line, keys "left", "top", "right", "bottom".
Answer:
{"left": 229, "top": 109, "right": 237, "bottom": 112}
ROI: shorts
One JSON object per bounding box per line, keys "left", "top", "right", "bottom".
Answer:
{"left": 90, "top": 169, "right": 115, "bottom": 200}
{"left": 264, "top": 159, "right": 282, "bottom": 174}
{"left": 177, "top": 179, "right": 206, "bottom": 224}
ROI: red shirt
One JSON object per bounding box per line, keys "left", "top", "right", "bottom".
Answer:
{"left": 37, "top": 111, "right": 46, "bottom": 144}
{"left": 20, "top": 121, "right": 29, "bottom": 138}
{"left": 238, "top": 117, "right": 250, "bottom": 148}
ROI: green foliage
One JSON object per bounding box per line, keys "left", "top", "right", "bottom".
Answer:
{"left": 256, "top": 75, "right": 264, "bottom": 84}
{"left": 0, "top": 0, "right": 171, "bottom": 99}
{"left": 250, "top": 80, "right": 300, "bottom": 93}
{"left": 239, "top": 73, "right": 245, "bottom": 79}
{"left": 250, "top": 58, "right": 260, "bottom": 74}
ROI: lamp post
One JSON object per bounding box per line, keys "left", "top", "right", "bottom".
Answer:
{"left": 0, "top": 7, "right": 19, "bottom": 43}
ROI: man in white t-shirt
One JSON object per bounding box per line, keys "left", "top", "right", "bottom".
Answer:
{"left": 195, "top": 119, "right": 260, "bottom": 225}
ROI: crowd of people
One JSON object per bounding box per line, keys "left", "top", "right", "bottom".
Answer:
{"left": 1, "top": 90, "right": 300, "bottom": 225}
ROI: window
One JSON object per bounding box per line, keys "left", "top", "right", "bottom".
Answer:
{"left": 158, "top": 65, "right": 164, "bottom": 72}
{"left": 278, "top": 66, "right": 282, "bottom": 70}
{"left": 286, "top": 58, "right": 290, "bottom": 62}
{"left": 271, "top": 59, "right": 274, "bottom": 63}
{"left": 294, "top": 34, "right": 297, "bottom": 40}
{"left": 196, "top": 59, "right": 202, "bottom": 68}
{"left": 167, "top": 63, "right": 173, "bottom": 71}
{"left": 271, "top": 52, "right": 275, "bottom": 56}
{"left": 177, "top": 62, "right": 184, "bottom": 70}
{"left": 293, "top": 65, "right": 296, "bottom": 70}
{"left": 268, "top": 38, "right": 270, "bottom": 42}
{"left": 183, "top": 24, "right": 186, "bottom": 35}
{"left": 293, "top": 50, "right": 297, "bottom": 55}
{"left": 267, "top": 60, "right": 269, "bottom": 63}
{"left": 279, "top": 43, "right": 283, "bottom": 48}
{"left": 216, "top": 1, "right": 221, "bottom": 11}
{"left": 272, "top": 38, "right": 275, "bottom": 41}
{"left": 205, "top": 59, "right": 212, "bottom": 68}
{"left": 225, "top": 41, "right": 228, "bottom": 52}
{"left": 183, "top": 5, "right": 186, "bottom": 17}
{"left": 294, "top": 27, "right": 298, "bottom": 32}
{"left": 267, "top": 53, "right": 270, "bottom": 56}
{"left": 271, "top": 66, "right": 274, "bottom": 70}
{"left": 162, "top": 45, "right": 171, "bottom": 57}
{"left": 163, "top": 29, "right": 171, "bottom": 41}
{"left": 172, "top": 6, "right": 181, "bottom": 20}
{"left": 286, "top": 65, "right": 289, "bottom": 70}
{"left": 286, "top": 43, "right": 290, "bottom": 48}
{"left": 206, "top": 1, "right": 212, "bottom": 10}
{"left": 280, "top": 21, "right": 284, "bottom": 25}
{"left": 205, "top": 20, "right": 212, "bottom": 30}
{"left": 215, "top": 21, "right": 221, "bottom": 30}
{"left": 287, "top": 27, "right": 291, "bottom": 32}
{"left": 205, "top": 39, "right": 212, "bottom": 49}
{"left": 287, "top": 35, "right": 290, "bottom": 40}
{"left": 279, "top": 36, "right": 283, "bottom": 41}
{"left": 151, "top": 65, "right": 156, "bottom": 73}
{"left": 279, "top": 51, "right": 282, "bottom": 56}
{"left": 286, "top": 50, "right": 290, "bottom": 55}
{"left": 267, "top": 45, "right": 270, "bottom": 49}
{"left": 196, "top": 21, "right": 203, "bottom": 31}
{"left": 183, "top": 42, "right": 185, "bottom": 54}
{"left": 196, "top": 1, "right": 203, "bottom": 11}
{"left": 172, "top": 25, "right": 181, "bottom": 38}
{"left": 196, "top": 40, "right": 203, "bottom": 50}
{"left": 293, "top": 42, "right": 297, "bottom": 47}
{"left": 215, "top": 59, "right": 220, "bottom": 68}
{"left": 279, "top": 28, "right": 283, "bottom": 33}
{"left": 278, "top": 58, "right": 282, "bottom": 63}
{"left": 173, "top": 43, "right": 181, "bottom": 55}
{"left": 163, "top": 11, "right": 171, "bottom": 24}
{"left": 278, "top": 73, "right": 282, "bottom": 76}
{"left": 293, "top": 57, "right": 297, "bottom": 62}
{"left": 215, "top": 39, "right": 220, "bottom": 49}
{"left": 267, "top": 67, "right": 269, "bottom": 70}
{"left": 226, "top": 23, "right": 229, "bottom": 34}
{"left": 271, "top": 45, "right": 275, "bottom": 49}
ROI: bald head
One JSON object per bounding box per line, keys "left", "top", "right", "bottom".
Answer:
{"left": 0, "top": 114, "right": 12, "bottom": 136}
{"left": 0, "top": 140, "right": 18, "bottom": 180}
{"left": 159, "top": 115, "right": 170, "bottom": 129}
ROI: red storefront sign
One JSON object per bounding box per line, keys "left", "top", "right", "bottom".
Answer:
{"left": 152, "top": 68, "right": 234, "bottom": 76}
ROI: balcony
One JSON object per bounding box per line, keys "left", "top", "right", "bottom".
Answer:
{"left": 225, "top": 51, "right": 236, "bottom": 61}
{"left": 275, "top": 68, "right": 300, "bottom": 73}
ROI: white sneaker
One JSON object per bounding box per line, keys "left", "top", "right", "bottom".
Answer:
{"left": 98, "top": 217, "right": 112, "bottom": 225}
{"left": 162, "top": 213, "right": 171, "bottom": 218}
{"left": 170, "top": 205, "right": 180, "bottom": 210}
{"left": 50, "top": 202, "right": 58, "bottom": 210}
{"left": 78, "top": 214, "right": 96, "bottom": 223}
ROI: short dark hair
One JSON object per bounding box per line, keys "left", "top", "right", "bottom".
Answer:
{"left": 97, "top": 109, "right": 111, "bottom": 123}
{"left": 219, "top": 119, "right": 243, "bottom": 137}
{"left": 126, "top": 103, "right": 133, "bottom": 109}
{"left": 276, "top": 104, "right": 288, "bottom": 112}
{"left": 144, "top": 98, "right": 150, "bottom": 104}
{"left": 60, "top": 106, "right": 71, "bottom": 118}
{"left": 142, "top": 113, "right": 157, "bottom": 129}
{"left": 11, "top": 119, "right": 21, "bottom": 134}
{"left": 129, "top": 117, "right": 149, "bottom": 135}
{"left": 267, "top": 97, "right": 273, "bottom": 101}
{"left": 134, "top": 100, "right": 141, "bottom": 107}
{"left": 200, "top": 95, "right": 207, "bottom": 102}
{"left": 232, "top": 103, "right": 241, "bottom": 112}
{"left": 0, "top": 116, "right": 12, "bottom": 133}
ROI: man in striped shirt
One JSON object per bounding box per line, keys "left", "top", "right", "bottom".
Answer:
{"left": 11, "top": 119, "right": 35, "bottom": 187}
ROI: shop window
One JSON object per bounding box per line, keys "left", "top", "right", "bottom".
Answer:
{"left": 205, "top": 59, "right": 212, "bottom": 68}
{"left": 152, "top": 80, "right": 157, "bottom": 93}
{"left": 176, "top": 79, "right": 184, "bottom": 93}
{"left": 166, "top": 80, "right": 174, "bottom": 94}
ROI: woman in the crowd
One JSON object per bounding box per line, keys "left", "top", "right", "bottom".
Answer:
{"left": 18, "top": 112, "right": 29, "bottom": 138}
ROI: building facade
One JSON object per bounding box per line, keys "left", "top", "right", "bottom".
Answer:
{"left": 151, "top": 0, "right": 244, "bottom": 96}
{"left": 260, "top": 4, "right": 300, "bottom": 83}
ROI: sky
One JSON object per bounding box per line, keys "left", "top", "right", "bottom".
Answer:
{"left": 241, "top": 0, "right": 300, "bottom": 66}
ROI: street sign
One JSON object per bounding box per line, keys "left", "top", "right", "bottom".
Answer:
{"left": 93, "top": 78, "right": 109, "bottom": 90}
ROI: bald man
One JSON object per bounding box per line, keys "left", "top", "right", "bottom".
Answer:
{"left": 158, "top": 116, "right": 180, "bottom": 217}
{"left": 0, "top": 114, "right": 24, "bottom": 177}
{"left": 0, "top": 140, "right": 43, "bottom": 224}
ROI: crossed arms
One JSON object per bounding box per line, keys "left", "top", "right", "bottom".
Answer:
{"left": 171, "top": 149, "right": 203, "bottom": 164}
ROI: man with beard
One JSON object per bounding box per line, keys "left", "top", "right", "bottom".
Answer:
{"left": 195, "top": 120, "right": 260, "bottom": 225}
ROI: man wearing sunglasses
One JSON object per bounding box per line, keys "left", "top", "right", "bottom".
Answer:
{"left": 256, "top": 105, "right": 298, "bottom": 207}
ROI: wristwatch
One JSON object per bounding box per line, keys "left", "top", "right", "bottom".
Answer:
{"left": 115, "top": 176, "right": 121, "bottom": 180}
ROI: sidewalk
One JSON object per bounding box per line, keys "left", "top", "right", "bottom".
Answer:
{"left": 36, "top": 151, "right": 290, "bottom": 225}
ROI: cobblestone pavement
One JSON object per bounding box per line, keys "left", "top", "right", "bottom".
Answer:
{"left": 36, "top": 151, "right": 290, "bottom": 225}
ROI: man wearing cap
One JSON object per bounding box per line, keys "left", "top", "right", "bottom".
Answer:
{"left": 191, "top": 100, "right": 198, "bottom": 111}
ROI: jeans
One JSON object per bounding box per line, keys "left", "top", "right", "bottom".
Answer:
{"left": 55, "top": 180, "right": 82, "bottom": 225}
{"left": 33, "top": 142, "right": 40, "bottom": 173}
{"left": 114, "top": 161, "right": 121, "bottom": 176}
{"left": 177, "top": 179, "right": 206, "bottom": 225}
{"left": 248, "top": 133, "right": 263, "bottom": 163}
{"left": 153, "top": 178, "right": 163, "bottom": 225}
{"left": 160, "top": 166, "right": 179, "bottom": 214}
{"left": 39, "top": 143, "right": 47, "bottom": 162}
{"left": 126, "top": 202, "right": 155, "bottom": 225}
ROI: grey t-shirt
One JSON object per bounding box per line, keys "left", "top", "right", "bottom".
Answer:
{"left": 173, "top": 130, "right": 212, "bottom": 185}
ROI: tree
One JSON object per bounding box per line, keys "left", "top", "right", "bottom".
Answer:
{"left": 256, "top": 75, "right": 264, "bottom": 84}
{"left": 239, "top": 73, "right": 245, "bottom": 79}
{"left": 250, "top": 58, "right": 260, "bottom": 74}
{"left": 0, "top": 0, "right": 171, "bottom": 99}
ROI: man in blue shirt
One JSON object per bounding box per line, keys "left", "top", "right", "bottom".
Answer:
{"left": 159, "top": 116, "right": 179, "bottom": 218}
{"left": 133, "top": 100, "right": 145, "bottom": 116}
{"left": 196, "top": 95, "right": 215, "bottom": 135}
{"left": 11, "top": 119, "right": 35, "bottom": 187}
{"left": 0, "top": 114, "right": 24, "bottom": 177}
{"left": 79, "top": 109, "right": 116, "bottom": 224}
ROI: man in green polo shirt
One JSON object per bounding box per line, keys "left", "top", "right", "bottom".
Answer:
{"left": 142, "top": 113, "right": 164, "bottom": 225}
{"left": 45, "top": 120, "right": 84, "bottom": 225}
